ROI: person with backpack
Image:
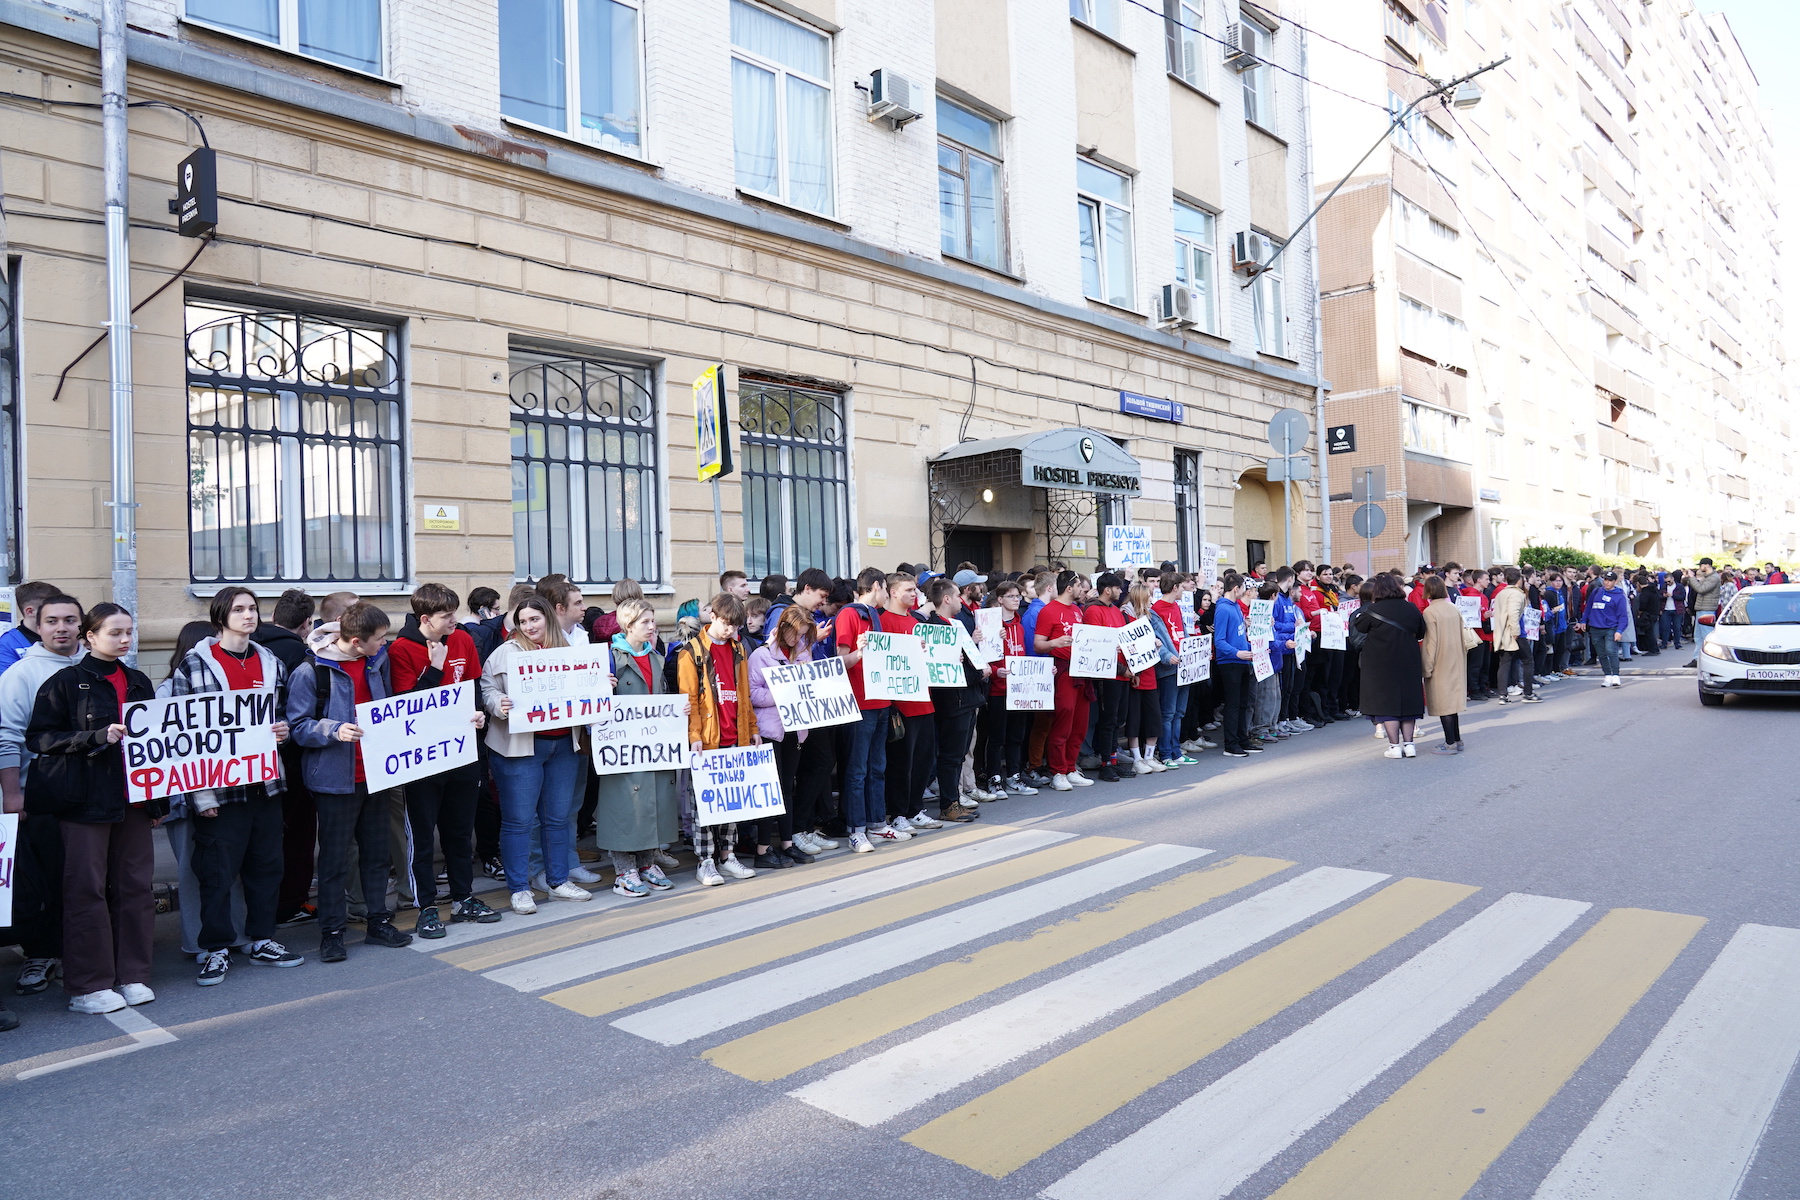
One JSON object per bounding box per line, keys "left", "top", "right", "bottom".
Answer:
{"left": 833, "top": 568, "right": 894, "bottom": 852}
{"left": 922, "top": 575, "right": 988, "bottom": 823}
{"left": 595, "top": 598, "right": 683, "bottom": 897}
{"left": 981, "top": 580, "right": 1035, "bottom": 798}
{"left": 286, "top": 602, "right": 415, "bottom": 961}
{"left": 678, "top": 592, "right": 758, "bottom": 883}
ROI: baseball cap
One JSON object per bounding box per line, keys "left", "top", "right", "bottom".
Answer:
{"left": 1602, "top": 569, "right": 1619, "bottom": 580}
{"left": 952, "top": 570, "right": 981, "bottom": 587}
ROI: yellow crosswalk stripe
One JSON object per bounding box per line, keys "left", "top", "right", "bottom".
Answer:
{"left": 1266, "top": 906, "right": 1705, "bottom": 1200}
{"left": 704, "top": 855, "right": 1296, "bottom": 1082}
{"left": 904, "top": 876, "right": 1480, "bottom": 1177}
{"left": 543, "top": 836, "right": 1140, "bottom": 1018}
{"left": 437, "top": 824, "right": 1007, "bottom": 972}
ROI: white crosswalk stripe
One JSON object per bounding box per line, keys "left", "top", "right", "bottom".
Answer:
{"left": 608, "top": 842, "right": 1210, "bottom": 1045}
{"left": 789, "top": 866, "right": 1387, "bottom": 1126}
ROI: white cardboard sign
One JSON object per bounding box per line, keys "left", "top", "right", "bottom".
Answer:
{"left": 0, "top": 812, "right": 15, "bottom": 926}
{"left": 1070, "top": 624, "right": 1121, "bottom": 679}
{"left": 861, "top": 632, "right": 929, "bottom": 702}
{"left": 1005, "top": 656, "right": 1055, "bottom": 710}
{"left": 1118, "top": 616, "right": 1162, "bottom": 675}
{"left": 1178, "top": 635, "right": 1212, "bottom": 685}
{"left": 122, "top": 692, "right": 280, "bottom": 805}
{"left": 691, "top": 743, "right": 785, "bottom": 828}
{"left": 1248, "top": 599, "right": 1275, "bottom": 641}
{"left": 763, "top": 656, "right": 860, "bottom": 731}
{"left": 974, "top": 608, "right": 1005, "bottom": 660}
{"left": 590, "top": 694, "right": 690, "bottom": 775}
{"left": 916, "top": 622, "right": 968, "bottom": 688}
{"left": 1321, "top": 610, "right": 1348, "bottom": 651}
{"left": 1104, "top": 524, "right": 1154, "bottom": 569}
{"left": 1201, "top": 543, "right": 1220, "bottom": 590}
{"left": 358, "top": 682, "right": 478, "bottom": 790}
{"left": 1251, "top": 639, "right": 1275, "bottom": 682}
{"left": 1456, "top": 596, "right": 1484, "bottom": 629}
{"left": 507, "top": 644, "right": 613, "bottom": 734}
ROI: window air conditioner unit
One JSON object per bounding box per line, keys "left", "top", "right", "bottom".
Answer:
{"left": 1223, "top": 22, "right": 1264, "bottom": 72}
{"left": 868, "top": 69, "right": 923, "bottom": 129}
{"left": 1233, "top": 230, "right": 1270, "bottom": 273}
{"left": 1159, "top": 283, "right": 1200, "bottom": 328}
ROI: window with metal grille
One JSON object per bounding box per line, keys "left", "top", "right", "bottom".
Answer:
{"left": 0, "top": 262, "right": 20, "bottom": 583}
{"left": 1174, "top": 449, "right": 1202, "bottom": 571}
{"left": 510, "top": 350, "right": 662, "bottom": 587}
{"left": 186, "top": 300, "right": 405, "bottom": 584}
{"left": 739, "top": 377, "right": 849, "bottom": 580}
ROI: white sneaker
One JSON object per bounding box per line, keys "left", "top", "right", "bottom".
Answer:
{"left": 891, "top": 816, "right": 915, "bottom": 834}
{"left": 68, "top": 989, "right": 126, "bottom": 1015}
{"left": 1052, "top": 773, "right": 1074, "bottom": 791}
{"left": 719, "top": 856, "right": 755, "bottom": 880}
{"left": 653, "top": 849, "right": 680, "bottom": 868}
{"left": 922, "top": 781, "right": 940, "bottom": 801}
{"left": 909, "top": 810, "right": 945, "bottom": 829}
{"left": 511, "top": 889, "right": 538, "bottom": 914}
{"left": 871, "top": 824, "right": 911, "bottom": 842}
{"left": 1145, "top": 756, "right": 1169, "bottom": 772}
{"left": 530, "top": 871, "right": 549, "bottom": 894}
{"left": 696, "top": 859, "right": 724, "bottom": 886}
{"left": 849, "top": 832, "right": 874, "bottom": 854}
{"left": 567, "top": 865, "right": 603, "bottom": 885}
{"left": 1291, "top": 719, "right": 1315, "bottom": 731}
{"left": 1181, "top": 739, "right": 1206, "bottom": 754}
{"left": 1375, "top": 726, "right": 1388, "bottom": 739}
{"left": 1506, "top": 685, "right": 1523, "bottom": 697}
{"left": 1401, "top": 743, "right": 1417, "bottom": 758}
{"left": 811, "top": 832, "right": 840, "bottom": 850}
{"left": 1383, "top": 745, "right": 1404, "bottom": 759}
{"left": 1004, "top": 776, "right": 1039, "bottom": 796}
{"left": 1067, "top": 770, "right": 1095, "bottom": 787}
{"left": 549, "top": 881, "right": 592, "bottom": 902}
{"left": 792, "top": 831, "right": 821, "bottom": 855}
{"left": 119, "top": 982, "right": 155, "bottom": 1006}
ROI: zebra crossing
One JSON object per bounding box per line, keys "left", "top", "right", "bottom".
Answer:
{"left": 432, "top": 823, "right": 1800, "bottom": 1199}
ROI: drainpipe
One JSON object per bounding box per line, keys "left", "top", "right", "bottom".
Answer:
{"left": 1299, "top": 25, "right": 1329, "bottom": 566}
{"left": 102, "top": 0, "right": 138, "bottom": 659}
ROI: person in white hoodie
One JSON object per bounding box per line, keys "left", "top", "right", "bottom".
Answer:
{"left": 0, "top": 593, "right": 84, "bottom": 1006}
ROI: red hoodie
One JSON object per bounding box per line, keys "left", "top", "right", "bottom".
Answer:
{"left": 1294, "top": 582, "right": 1332, "bottom": 634}
{"left": 388, "top": 625, "right": 481, "bottom": 692}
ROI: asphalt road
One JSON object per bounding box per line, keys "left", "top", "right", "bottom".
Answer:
{"left": 4, "top": 672, "right": 1797, "bottom": 1200}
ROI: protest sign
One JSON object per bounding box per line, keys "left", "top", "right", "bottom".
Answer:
{"left": 1070, "top": 624, "right": 1121, "bottom": 679}
{"left": 1178, "top": 589, "right": 1197, "bottom": 634}
{"left": 1294, "top": 626, "right": 1311, "bottom": 667}
{"left": 1118, "top": 616, "right": 1162, "bottom": 674}
{"left": 1321, "top": 610, "right": 1348, "bottom": 651}
{"left": 1201, "top": 543, "right": 1220, "bottom": 589}
{"left": 763, "top": 656, "right": 859, "bottom": 731}
{"left": 590, "top": 694, "right": 690, "bottom": 775}
{"left": 122, "top": 691, "right": 280, "bottom": 805}
{"left": 862, "top": 632, "right": 928, "bottom": 701}
{"left": 957, "top": 622, "right": 991, "bottom": 668}
{"left": 1455, "top": 596, "right": 1483, "bottom": 629}
{"left": 1251, "top": 639, "right": 1275, "bottom": 682}
{"left": 1104, "top": 525, "right": 1154, "bottom": 569}
{"left": 1248, "top": 598, "right": 1275, "bottom": 641}
{"left": 691, "top": 743, "right": 784, "bottom": 828}
{"left": 0, "top": 813, "right": 15, "bottom": 926}
{"left": 974, "top": 608, "right": 1005, "bottom": 660}
{"left": 507, "top": 644, "right": 613, "bottom": 735}
{"left": 916, "top": 622, "right": 967, "bottom": 688}
{"left": 1522, "top": 607, "right": 1542, "bottom": 640}
{"left": 1005, "top": 656, "right": 1054, "bottom": 710}
{"left": 1178, "top": 635, "right": 1212, "bottom": 685}
{"left": 1341, "top": 597, "right": 1362, "bottom": 616}
{"left": 358, "top": 682, "right": 478, "bottom": 790}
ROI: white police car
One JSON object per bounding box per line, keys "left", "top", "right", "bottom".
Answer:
{"left": 1697, "top": 583, "right": 1800, "bottom": 706}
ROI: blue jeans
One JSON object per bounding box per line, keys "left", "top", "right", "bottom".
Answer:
{"left": 843, "top": 707, "right": 889, "bottom": 830}
{"left": 491, "top": 735, "right": 581, "bottom": 892}
{"left": 1158, "top": 676, "right": 1185, "bottom": 760}
{"left": 1659, "top": 610, "right": 1679, "bottom": 647}
{"left": 1587, "top": 628, "right": 1622, "bottom": 677}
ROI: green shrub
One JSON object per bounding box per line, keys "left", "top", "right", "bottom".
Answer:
{"left": 1517, "top": 545, "right": 1595, "bottom": 570}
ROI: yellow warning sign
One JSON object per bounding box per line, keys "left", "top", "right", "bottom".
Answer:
{"left": 422, "top": 504, "right": 461, "bottom": 532}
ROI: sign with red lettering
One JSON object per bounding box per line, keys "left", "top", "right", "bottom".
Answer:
{"left": 121, "top": 692, "right": 280, "bottom": 804}
{"left": 507, "top": 644, "right": 614, "bottom": 735}
{"left": 0, "top": 813, "right": 15, "bottom": 925}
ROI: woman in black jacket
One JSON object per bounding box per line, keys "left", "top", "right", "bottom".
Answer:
{"left": 25, "top": 603, "right": 161, "bottom": 1014}
{"left": 1352, "top": 574, "right": 1427, "bottom": 758}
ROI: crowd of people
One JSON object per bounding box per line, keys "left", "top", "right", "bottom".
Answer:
{"left": 0, "top": 551, "right": 1774, "bottom": 1029}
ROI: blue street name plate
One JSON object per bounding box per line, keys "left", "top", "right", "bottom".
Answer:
{"left": 1119, "top": 391, "right": 1184, "bottom": 424}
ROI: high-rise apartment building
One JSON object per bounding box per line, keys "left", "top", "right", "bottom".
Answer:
{"left": 1311, "top": 0, "right": 1795, "bottom": 571}
{"left": 0, "top": 0, "right": 1323, "bottom": 650}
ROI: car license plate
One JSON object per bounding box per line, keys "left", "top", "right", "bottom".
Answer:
{"left": 1746, "top": 668, "right": 1800, "bottom": 680}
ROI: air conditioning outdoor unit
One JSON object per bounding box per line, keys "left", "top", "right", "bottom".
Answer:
{"left": 1223, "top": 22, "right": 1264, "bottom": 72}
{"left": 868, "top": 69, "right": 923, "bottom": 128}
{"left": 1159, "top": 283, "right": 1200, "bottom": 328}
{"left": 1233, "top": 230, "right": 1270, "bottom": 273}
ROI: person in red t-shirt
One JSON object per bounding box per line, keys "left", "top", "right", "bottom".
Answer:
{"left": 1035, "top": 570, "right": 1094, "bottom": 790}
{"left": 833, "top": 568, "right": 892, "bottom": 852}
{"left": 387, "top": 583, "right": 495, "bottom": 938}
{"left": 877, "top": 573, "right": 936, "bottom": 838}
{"left": 677, "top": 592, "right": 758, "bottom": 885}
{"left": 1082, "top": 573, "right": 1132, "bottom": 783}
{"left": 982, "top": 581, "right": 1033, "bottom": 801}
{"left": 1459, "top": 581, "right": 1495, "bottom": 701}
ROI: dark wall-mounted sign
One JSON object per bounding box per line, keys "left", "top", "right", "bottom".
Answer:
{"left": 170, "top": 147, "right": 218, "bottom": 238}
{"left": 1326, "top": 424, "right": 1356, "bottom": 454}
{"left": 1119, "top": 390, "right": 1185, "bottom": 424}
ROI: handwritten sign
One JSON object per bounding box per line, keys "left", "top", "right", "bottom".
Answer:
{"left": 916, "top": 622, "right": 967, "bottom": 688}
{"left": 1201, "top": 542, "right": 1220, "bottom": 590}
{"left": 1456, "top": 595, "right": 1484, "bottom": 629}
{"left": 1178, "top": 635, "right": 1212, "bottom": 685}
{"left": 763, "top": 656, "right": 859, "bottom": 731}
{"left": 1070, "top": 624, "right": 1121, "bottom": 679}
{"left": 862, "top": 632, "right": 928, "bottom": 701}
{"left": 1321, "top": 610, "right": 1348, "bottom": 651}
{"left": 358, "top": 682, "right": 477, "bottom": 790}
{"left": 1104, "top": 524, "right": 1154, "bottom": 569}
{"left": 0, "top": 813, "right": 14, "bottom": 925}
{"left": 590, "top": 694, "right": 690, "bottom": 775}
{"left": 1341, "top": 597, "right": 1362, "bottom": 616}
{"left": 1005, "top": 656, "right": 1054, "bottom": 710}
{"left": 1251, "top": 639, "right": 1275, "bottom": 682}
{"left": 1248, "top": 599, "right": 1275, "bottom": 641}
{"left": 1522, "top": 607, "right": 1542, "bottom": 640}
{"left": 1294, "top": 626, "right": 1311, "bottom": 667}
{"left": 975, "top": 608, "right": 1005, "bottom": 660}
{"left": 1118, "top": 616, "right": 1161, "bottom": 674}
{"left": 122, "top": 692, "right": 280, "bottom": 805}
{"left": 1178, "top": 589, "right": 1197, "bottom": 634}
{"left": 508, "top": 644, "right": 613, "bottom": 734}
{"left": 691, "top": 743, "right": 784, "bottom": 828}
{"left": 957, "top": 622, "right": 992, "bottom": 668}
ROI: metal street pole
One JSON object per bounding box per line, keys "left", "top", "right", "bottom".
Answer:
{"left": 711, "top": 479, "right": 725, "bottom": 573}
{"left": 1282, "top": 423, "right": 1292, "bottom": 566}
{"left": 101, "top": 0, "right": 138, "bottom": 662}
{"left": 1365, "top": 468, "right": 1374, "bottom": 575}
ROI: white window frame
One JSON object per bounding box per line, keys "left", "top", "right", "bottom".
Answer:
{"left": 1240, "top": 14, "right": 1277, "bottom": 132}
{"left": 1403, "top": 397, "right": 1471, "bottom": 462}
{"left": 1167, "top": 0, "right": 1207, "bottom": 90}
{"left": 183, "top": 0, "right": 389, "bottom": 80}
{"left": 1252, "top": 241, "right": 1286, "bottom": 357}
{"left": 937, "top": 99, "right": 1008, "bottom": 271}
{"left": 499, "top": 0, "right": 648, "bottom": 159}
{"left": 1071, "top": 0, "right": 1122, "bottom": 37}
{"left": 1172, "top": 200, "right": 1220, "bottom": 335}
{"left": 730, "top": 1, "right": 836, "bottom": 216}
{"left": 1486, "top": 429, "right": 1508, "bottom": 478}
{"left": 1077, "top": 160, "right": 1137, "bottom": 310}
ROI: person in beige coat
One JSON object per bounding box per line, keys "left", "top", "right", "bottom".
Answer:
{"left": 1420, "top": 576, "right": 1469, "bottom": 753}
{"left": 1487, "top": 567, "right": 1540, "bottom": 702}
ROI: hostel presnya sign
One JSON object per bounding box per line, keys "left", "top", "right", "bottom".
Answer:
{"left": 1019, "top": 429, "right": 1143, "bottom": 497}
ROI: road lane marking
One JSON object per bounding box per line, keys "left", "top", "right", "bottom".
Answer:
{"left": 1269, "top": 906, "right": 1704, "bottom": 1200}
{"left": 547, "top": 836, "right": 1142, "bottom": 1017}
{"left": 904, "top": 876, "right": 1479, "bottom": 1176}
{"left": 435, "top": 824, "right": 1007, "bottom": 964}
{"left": 14, "top": 1007, "right": 178, "bottom": 1081}
{"left": 790, "top": 866, "right": 1389, "bottom": 1127}
{"left": 608, "top": 843, "right": 1211, "bottom": 1044}
{"left": 1042, "top": 891, "right": 1592, "bottom": 1200}
{"left": 704, "top": 855, "right": 1295, "bottom": 1082}
{"left": 484, "top": 829, "right": 1068, "bottom": 991}
{"left": 1533, "top": 922, "right": 1800, "bottom": 1200}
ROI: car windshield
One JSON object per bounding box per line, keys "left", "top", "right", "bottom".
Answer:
{"left": 1718, "top": 590, "right": 1800, "bottom": 625}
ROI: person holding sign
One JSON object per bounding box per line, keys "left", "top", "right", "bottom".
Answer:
{"left": 1081, "top": 573, "right": 1132, "bottom": 784}
{"left": 1036, "top": 571, "right": 1093, "bottom": 792}
{"left": 164, "top": 587, "right": 302, "bottom": 986}
{"left": 980, "top": 581, "right": 1034, "bottom": 801}
{"left": 677, "top": 593, "right": 759, "bottom": 885}
{"left": 389, "top": 583, "right": 497, "bottom": 936}
{"left": 596, "top": 599, "right": 685, "bottom": 898}
{"left": 1211, "top": 573, "right": 1258, "bottom": 758}
{"left": 748, "top": 605, "right": 834, "bottom": 867}
{"left": 924, "top": 577, "right": 990, "bottom": 823}
{"left": 1151, "top": 572, "right": 1199, "bottom": 768}
{"left": 24, "top": 604, "right": 159, "bottom": 1014}
{"left": 833, "top": 569, "right": 893, "bottom": 854}
{"left": 872, "top": 574, "right": 933, "bottom": 840}
{"left": 479, "top": 596, "right": 594, "bottom": 915}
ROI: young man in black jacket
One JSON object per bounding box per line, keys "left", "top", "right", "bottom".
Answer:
{"left": 253, "top": 589, "right": 319, "bottom": 926}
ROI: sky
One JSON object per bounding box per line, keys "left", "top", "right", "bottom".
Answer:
{"left": 1712, "top": 1, "right": 1799, "bottom": 226}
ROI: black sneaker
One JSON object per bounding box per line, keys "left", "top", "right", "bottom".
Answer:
{"left": 197, "top": 948, "right": 231, "bottom": 986}
{"left": 752, "top": 851, "right": 792, "bottom": 871}
{"left": 1222, "top": 748, "right": 1249, "bottom": 758}
{"left": 275, "top": 906, "right": 317, "bottom": 928}
{"left": 363, "top": 920, "right": 413, "bottom": 949}
{"left": 247, "top": 940, "right": 304, "bottom": 967}
{"left": 415, "top": 906, "right": 446, "bottom": 939}
{"left": 1244, "top": 745, "right": 1265, "bottom": 753}
{"left": 451, "top": 896, "right": 502, "bottom": 924}
{"left": 320, "top": 931, "right": 348, "bottom": 963}
{"left": 0, "top": 1001, "right": 18, "bottom": 1032}
{"left": 782, "top": 843, "right": 815, "bottom": 865}
{"left": 483, "top": 857, "right": 507, "bottom": 882}
{"left": 1096, "top": 766, "right": 1122, "bottom": 783}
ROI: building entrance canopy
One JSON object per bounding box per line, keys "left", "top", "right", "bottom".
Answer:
{"left": 929, "top": 427, "right": 1143, "bottom": 497}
